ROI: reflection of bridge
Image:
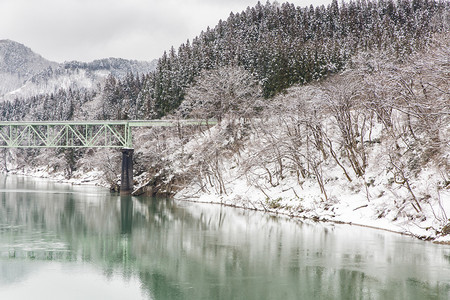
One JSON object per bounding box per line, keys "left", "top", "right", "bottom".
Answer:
{"left": 0, "top": 120, "right": 214, "bottom": 194}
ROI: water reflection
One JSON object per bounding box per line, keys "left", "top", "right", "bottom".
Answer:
{"left": 0, "top": 175, "right": 449, "bottom": 299}
{"left": 120, "top": 196, "right": 133, "bottom": 234}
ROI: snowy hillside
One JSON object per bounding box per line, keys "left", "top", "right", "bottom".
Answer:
{"left": 0, "top": 40, "right": 157, "bottom": 101}
{"left": 0, "top": 39, "right": 57, "bottom": 97}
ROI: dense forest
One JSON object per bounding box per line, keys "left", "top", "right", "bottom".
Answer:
{"left": 0, "top": 0, "right": 448, "bottom": 121}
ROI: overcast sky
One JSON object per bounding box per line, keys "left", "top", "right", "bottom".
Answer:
{"left": 0, "top": 0, "right": 332, "bottom": 63}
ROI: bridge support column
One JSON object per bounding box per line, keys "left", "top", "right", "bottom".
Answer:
{"left": 120, "top": 148, "right": 134, "bottom": 195}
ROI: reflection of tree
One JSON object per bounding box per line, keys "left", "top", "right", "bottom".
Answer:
{"left": 0, "top": 175, "right": 449, "bottom": 299}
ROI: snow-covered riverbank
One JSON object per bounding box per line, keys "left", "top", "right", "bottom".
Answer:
{"left": 3, "top": 130, "right": 449, "bottom": 245}
{"left": 170, "top": 120, "right": 450, "bottom": 244}
{"left": 4, "top": 166, "right": 107, "bottom": 187}
{"left": 6, "top": 153, "right": 449, "bottom": 244}
{"left": 174, "top": 165, "right": 450, "bottom": 244}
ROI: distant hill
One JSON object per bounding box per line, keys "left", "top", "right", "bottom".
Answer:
{"left": 0, "top": 39, "right": 58, "bottom": 97}
{"left": 0, "top": 39, "right": 157, "bottom": 101}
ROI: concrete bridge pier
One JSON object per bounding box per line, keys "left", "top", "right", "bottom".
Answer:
{"left": 120, "top": 148, "right": 134, "bottom": 195}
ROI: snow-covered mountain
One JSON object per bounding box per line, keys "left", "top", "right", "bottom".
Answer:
{"left": 0, "top": 39, "right": 58, "bottom": 98}
{"left": 0, "top": 39, "right": 157, "bottom": 101}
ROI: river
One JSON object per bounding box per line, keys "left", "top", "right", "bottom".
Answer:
{"left": 0, "top": 174, "right": 449, "bottom": 299}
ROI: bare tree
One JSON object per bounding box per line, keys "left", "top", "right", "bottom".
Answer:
{"left": 179, "top": 65, "right": 263, "bottom": 123}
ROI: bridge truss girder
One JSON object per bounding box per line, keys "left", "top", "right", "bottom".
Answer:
{"left": 0, "top": 120, "right": 214, "bottom": 149}
{"left": 0, "top": 121, "right": 131, "bottom": 149}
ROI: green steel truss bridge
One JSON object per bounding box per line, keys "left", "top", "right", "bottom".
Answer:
{"left": 0, "top": 120, "right": 215, "bottom": 194}
{"left": 0, "top": 120, "right": 212, "bottom": 149}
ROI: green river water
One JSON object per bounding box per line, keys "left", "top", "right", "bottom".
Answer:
{"left": 0, "top": 175, "right": 449, "bottom": 299}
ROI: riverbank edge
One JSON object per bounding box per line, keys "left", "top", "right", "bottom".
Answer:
{"left": 174, "top": 195, "right": 450, "bottom": 245}
{"left": 3, "top": 168, "right": 450, "bottom": 245}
